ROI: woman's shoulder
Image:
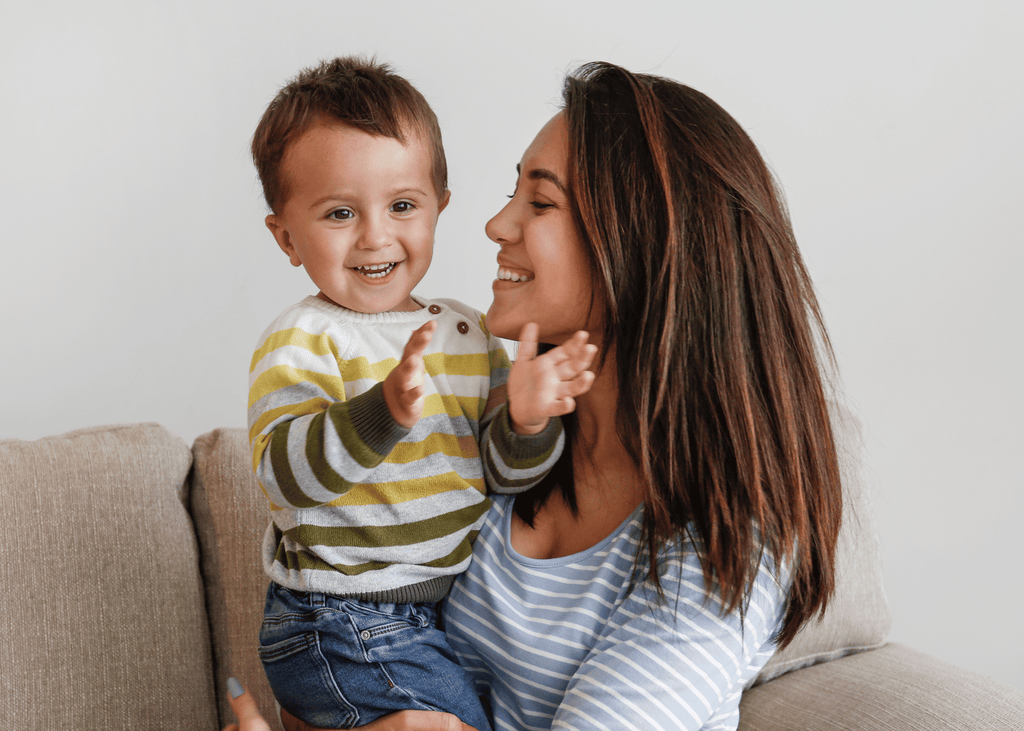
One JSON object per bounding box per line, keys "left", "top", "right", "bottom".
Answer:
{"left": 625, "top": 526, "right": 790, "bottom": 633}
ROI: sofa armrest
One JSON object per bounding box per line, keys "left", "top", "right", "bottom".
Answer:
{"left": 739, "top": 643, "right": 1024, "bottom": 730}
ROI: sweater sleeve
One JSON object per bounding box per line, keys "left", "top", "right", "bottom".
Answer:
{"left": 550, "top": 549, "right": 788, "bottom": 731}
{"left": 247, "top": 320, "right": 409, "bottom": 509}
{"left": 477, "top": 322, "right": 564, "bottom": 495}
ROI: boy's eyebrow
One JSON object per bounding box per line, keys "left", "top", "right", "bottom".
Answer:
{"left": 516, "top": 163, "right": 566, "bottom": 194}
{"left": 308, "top": 187, "right": 432, "bottom": 210}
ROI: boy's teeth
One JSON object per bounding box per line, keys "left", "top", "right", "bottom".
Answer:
{"left": 355, "top": 262, "right": 397, "bottom": 278}
{"left": 496, "top": 267, "right": 533, "bottom": 282}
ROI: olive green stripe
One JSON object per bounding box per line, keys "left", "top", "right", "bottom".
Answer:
{"left": 268, "top": 420, "right": 320, "bottom": 509}
{"left": 488, "top": 406, "right": 563, "bottom": 469}
{"left": 327, "top": 398, "right": 387, "bottom": 470}
{"left": 284, "top": 501, "right": 489, "bottom": 549}
{"left": 277, "top": 531, "right": 480, "bottom": 576}
{"left": 305, "top": 410, "right": 359, "bottom": 496}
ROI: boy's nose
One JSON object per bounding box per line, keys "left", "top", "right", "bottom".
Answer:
{"left": 358, "top": 216, "right": 390, "bottom": 250}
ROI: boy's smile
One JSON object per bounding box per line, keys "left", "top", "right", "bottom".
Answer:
{"left": 266, "top": 122, "right": 449, "bottom": 313}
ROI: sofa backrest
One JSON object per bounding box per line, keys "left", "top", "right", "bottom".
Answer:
{"left": 0, "top": 424, "right": 218, "bottom": 730}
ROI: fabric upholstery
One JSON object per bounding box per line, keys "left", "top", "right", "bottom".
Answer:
{"left": 740, "top": 643, "right": 1024, "bottom": 730}
{"left": 190, "top": 427, "right": 277, "bottom": 727}
{"left": 753, "top": 403, "right": 891, "bottom": 684}
{"left": 0, "top": 423, "right": 217, "bottom": 730}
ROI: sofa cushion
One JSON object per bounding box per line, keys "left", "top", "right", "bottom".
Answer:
{"left": 190, "top": 427, "right": 278, "bottom": 727}
{"left": 0, "top": 423, "right": 217, "bottom": 730}
{"left": 752, "top": 403, "right": 892, "bottom": 684}
{"left": 740, "top": 643, "right": 1024, "bottom": 730}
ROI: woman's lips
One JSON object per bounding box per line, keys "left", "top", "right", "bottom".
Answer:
{"left": 495, "top": 266, "right": 534, "bottom": 283}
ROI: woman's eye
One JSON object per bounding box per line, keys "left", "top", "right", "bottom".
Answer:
{"left": 391, "top": 201, "right": 414, "bottom": 213}
{"left": 328, "top": 209, "right": 353, "bottom": 221}
{"left": 529, "top": 201, "right": 554, "bottom": 210}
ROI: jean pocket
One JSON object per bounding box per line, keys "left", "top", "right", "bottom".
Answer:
{"left": 258, "top": 632, "right": 361, "bottom": 729}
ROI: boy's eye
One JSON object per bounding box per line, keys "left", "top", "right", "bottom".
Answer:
{"left": 328, "top": 208, "right": 353, "bottom": 221}
{"left": 391, "top": 201, "right": 414, "bottom": 213}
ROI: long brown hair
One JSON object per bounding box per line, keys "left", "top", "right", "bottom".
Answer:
{"left": 519, "top": 62, "right": 843, "bottom": 648}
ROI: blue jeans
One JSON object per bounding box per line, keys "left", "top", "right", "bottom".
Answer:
{"left": 259, "top": 583, "right": 491, "bottom": 730}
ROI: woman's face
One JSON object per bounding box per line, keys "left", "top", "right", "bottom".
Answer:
{"left": 485, "top": 113, "right": 600, "bottom": 345}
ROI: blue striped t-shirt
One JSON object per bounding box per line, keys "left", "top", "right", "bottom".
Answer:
{"left": 441, "top": 495, "right": 788, "bottom": 731}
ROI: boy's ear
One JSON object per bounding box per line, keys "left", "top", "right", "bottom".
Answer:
{"left": 437, "top": 189, "right": 451, "bottom": 215}
{"left": 266, "top": 214, "right": 302, "bottom": 267}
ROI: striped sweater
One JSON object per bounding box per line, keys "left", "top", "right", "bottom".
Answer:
{"left": 248, "top": 295, "right": 564, "bottom": 602}
{"left": 441, "top": 495, "right": 789, "bottom": 731}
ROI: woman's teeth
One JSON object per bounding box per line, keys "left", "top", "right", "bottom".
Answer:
{"left": 355, "top": 262, "right": 397, "bottom": 278}
{"left": 496, "top": 267, "right": 533, "bottom": 282}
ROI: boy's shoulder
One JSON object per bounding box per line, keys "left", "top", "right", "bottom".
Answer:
{"left": 428, "top": 298, "right": 492, "bottom": 336}
{"left": 255, "top": 296, "right": 356, "bottom": 355}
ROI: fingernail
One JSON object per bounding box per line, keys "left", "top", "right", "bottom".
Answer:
{"left": 227, "top": 677, "right": 244, "bottom": 699}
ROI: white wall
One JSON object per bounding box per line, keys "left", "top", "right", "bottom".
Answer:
{"left": 2, "top": 0, "right": 1021, "bottom": 693}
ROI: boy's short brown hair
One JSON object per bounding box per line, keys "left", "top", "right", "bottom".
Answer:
{"left": 252, "top": 56, "right": 447, "bottom": 214}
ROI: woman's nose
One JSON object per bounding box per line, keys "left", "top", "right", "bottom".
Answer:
{"left": 485, "top": 198, "right": 517, "bottom": 245}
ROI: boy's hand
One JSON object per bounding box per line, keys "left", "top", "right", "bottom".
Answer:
{"left": 383, "top": 320, "right": 437, "bottom": 429}
{"left": 508, "top": 323, "right": 597, "bottom": 435}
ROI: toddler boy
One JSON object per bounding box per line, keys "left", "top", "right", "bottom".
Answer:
{"left": 247, "top": 57, "right": 594, "bottom": 730}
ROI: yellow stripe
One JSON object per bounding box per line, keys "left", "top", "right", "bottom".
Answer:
{"left": 388, "top": 433, "right": 479, "bottom": 463}
{"left": 252, "top": 432, "right": 272, "bottom": 473}
{"left": 340, "top": 351, "right": 491, "bottom": 383}
{"left": 250, "top": 327, "right": 339, "bottom": 372}
{"left": 420, "top": 393, "right": 487, "bottom": 422}
{"left": 323, "top": 474, "right": 485, "bottom": 507}
{"left": 249, "top": 365, "right": 346, "bottom": 405}
{"left": 248, "top": 397, "right": 333, "bottom": 447}
{"left": 340, "top": 356, "right": 396, "bottom": 383}
{"left": 423, "top": 352, "right": 491, "bottom": 377}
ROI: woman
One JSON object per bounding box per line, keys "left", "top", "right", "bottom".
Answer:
{"left": 230, "top": 61, "right": 842, "bottom": 731}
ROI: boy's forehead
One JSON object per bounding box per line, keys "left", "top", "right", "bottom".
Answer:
{"left": 278, "top": 121, "right": 436, "bottom": 200}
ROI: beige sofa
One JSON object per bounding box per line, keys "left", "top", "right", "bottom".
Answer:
{"left": 2, "top": 412, "right": 1022, "bottom": 730}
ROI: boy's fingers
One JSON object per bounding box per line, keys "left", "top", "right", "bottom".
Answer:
{"left": 404, "top": 320, "right": 437, "bottom": 360}
{"left": 515, "top": 322, "right": 540, "bottom": 362}
{"left": 396, "top": 355, "right": 426, "bottom": 391}
{"left": 400, "top": 384, "right": 426, "bottom": 408}
{"left": 225, "top": 679, "right": 271, "bottom": 731}
{"left": 563, "top": 370, "right": 597, "bottom": 397}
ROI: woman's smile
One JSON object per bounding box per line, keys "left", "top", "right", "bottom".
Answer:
{"left": 494, "top": 266, "right": 534, "bottom": 283}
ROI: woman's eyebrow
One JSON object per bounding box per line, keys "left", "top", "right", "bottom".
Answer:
{"left": 516, "top": 163, "right": 566, "bottom": 193}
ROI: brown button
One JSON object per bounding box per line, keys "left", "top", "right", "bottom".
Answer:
{"left": 428, "top": 304, "right": 442, "bottom": 314}
{"left": 457, "top": 321, "right": 469, "bottom": 334}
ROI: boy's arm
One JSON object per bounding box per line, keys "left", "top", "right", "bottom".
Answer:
{"left": 479, "top": 322, "right": 596, "bottom": 495}
{"left": 248, "top": 324, "right": 410, "bottom": 509}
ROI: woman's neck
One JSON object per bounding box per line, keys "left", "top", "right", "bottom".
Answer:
{"left": 569, "top": 353, "right": 644, "bottom": 511}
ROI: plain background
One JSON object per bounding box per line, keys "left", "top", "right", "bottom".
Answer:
{"left": 2, "top": 0, "right": 1021, "bottom": 693}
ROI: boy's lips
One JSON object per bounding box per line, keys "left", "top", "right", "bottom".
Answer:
{"left": 351, "top": 262, "right": 399, "bottom": 280}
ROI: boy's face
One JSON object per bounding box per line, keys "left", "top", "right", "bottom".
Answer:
{"left": 266, "top": 122, "right": 449, "bottom": 313}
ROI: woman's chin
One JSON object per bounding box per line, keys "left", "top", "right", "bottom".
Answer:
{"left": 484, "top": 307, "right": 520, "bottom": 340}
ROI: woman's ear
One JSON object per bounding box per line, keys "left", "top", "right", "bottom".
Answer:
{"left": 266, "top": 214, "right": 302, "bottom": 267}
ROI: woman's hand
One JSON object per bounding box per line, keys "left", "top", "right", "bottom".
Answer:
{"left": 220, "top": 677, "right": 477, "bottom": 731}
{"left": 223, "top": 678, "right": 272, "bottom": 731}
{"left": 283, "top": 708, "right": 477, "bottom": 731}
